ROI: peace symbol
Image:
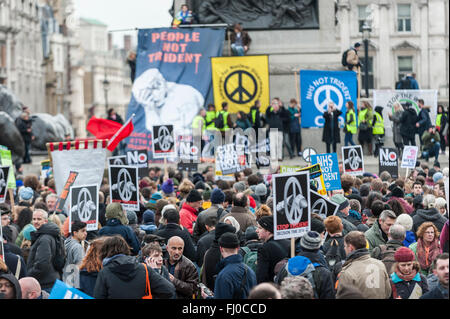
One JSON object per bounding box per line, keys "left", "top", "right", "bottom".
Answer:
{"left": 312, "top": 198, "right": 328, "bottom": 220}
{"left": 224, "top": 70, "right": 257, "bottom": 104}
{"left": 76, "top": 188, "right": 94, "bottom": 222}
{"left": 114, "top": 168, "right": 136, "bottom": 202}
{"left": 302, "top": 147, "right": 317, "bottom": 163}
{"left": 0, "top": 169, "right": 6, "bottom": 193}
{"left": 345, "top": 148, "right": 362, "bottom": 170}
{"left": 157, "top": 126, "right": 173, "bottom": 152}
{"left": 313, "top": 85, "right": 344, "bottom": 113}
{"left": 283, "top": 177, "right": 308, "bottom": 225}
{"left": 113, "top": 158, "right": 125, "bottom": 165}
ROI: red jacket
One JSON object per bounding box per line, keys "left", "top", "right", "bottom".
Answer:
{"left": 179, "top": 202, "right": 198, "bottom": 235}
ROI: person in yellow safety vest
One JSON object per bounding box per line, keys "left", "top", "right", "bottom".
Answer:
{"left": 344, "top": 100, "right": 357, "bottom": 146}
{"left": 216, "top": 102, "right": 233, "bottom": 136}
{"left": 248, "top": 99, "right": 262, "bottom": 129}
{"left": 372, "top": 106, "right": 385, "bottom": 157}
{"left": 205, "top": 104, "right": 217, "bottom": 131}
{"left": 358, "top": 101, "right": 374, "bottom": 155}
{"left": 191, "top": 109, "right": 206, "bottom": 134}
{"left": 436, "top": 104, "right": 448, "bottom": 155}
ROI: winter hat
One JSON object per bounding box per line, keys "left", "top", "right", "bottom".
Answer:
{"left": 146, "top": 192, "right": 162, "bottom": 210}
{"left": 394, "top": 247, "right": 415, "bottom": 263}
{"left": 186, "top": 189, "right": 202, "bottom": 203}
{"left": 195, "top": 181, "right": 206, "bottom": 190}
{"left": 215, "top": 222, "right": 236, "bottom": 241}
{"left": 245, "top": 225, "right": 258, "bottom": 241}
{"left": 224, "top": 216, "right": 240, "bottom": 233}
{"left": 287, "top": 256, "right": 311, "bottom": 276}
{"left": 143, "top": 209, "right": 155, "bottom": 224}
{"left": 161, "top": 179, "right": 174, "bottom": 194}
{"left": 331, "top": 194, "right": 350, "bottom": 211}
{"left": 210, "top": 188, "right": 225, "bottom": 204}
{"left": 391, "top": 187, "right": 405, "bottom": 198}
{"left": 248, "top": 196, "right": 256, "bottom": 209}
{"left": 257, "top": 215, "right": 274, "bottom": 233}
{"left": 255, "top": 183, "right": 267, "bottom": 197}
{"left": 161, "top": 204, "right": 177, "bottom": 218}
{"left": 233, "top": 181, "right": 246, "bottom": 193}
{"left": 300, "top": 231, "right": 322, "bottom": 251}
{"left": 310, "top": 218, "right": 325, "bottom": 234}
{"left": 395, "top": 214, "right": 413, "bottom": 231}
{"left": 19, "top": 187, "right": 34, "bottom": 201}
{"left": 433, "top": 162, "right": 440, "bottom": 169}
{"left": 139, "top": 179, "right": 150, "bottom": 189}
{"left": 218, "top": 232, "right": 240, "bottom": 249}
{"left": 106, "top": 203, "right": 129, "bottom": 225}
{"left": 433, "top": 172, "right": 444, "bottom": 184}
{"left": 126, "top": 211, "right": 138, "bottom": 225}
{"left": 193, "top": 173, "right": 204, "bottom": 185}
{"left": 22, "top": 224, "right": 36, "bottom": 241}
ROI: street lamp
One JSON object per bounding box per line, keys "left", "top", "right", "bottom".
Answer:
{"left": 103, "top": 72, "right": 110, "bottom": 114}
{"left": 362, "top": 22, "right": 372, "bottom": 98}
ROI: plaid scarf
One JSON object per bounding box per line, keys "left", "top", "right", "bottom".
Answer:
{"left": 416, "top": 238, "right": 440, "bottom": 271}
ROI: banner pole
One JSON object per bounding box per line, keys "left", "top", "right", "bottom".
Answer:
{"left": 8, "top": 189, "right": 15, "bottom": 213}
{"left": 291, "top": 237, "right": 296, "bottom": 258}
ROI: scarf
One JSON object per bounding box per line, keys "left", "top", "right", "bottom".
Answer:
{"left": 394, "top": 263, "right": 419, "bottom": 282}
{"left": 349, "top": 209, "right": 362, "bottom": 222}
{"left": 416, "top": 238, "right": 440, "bottom": 271}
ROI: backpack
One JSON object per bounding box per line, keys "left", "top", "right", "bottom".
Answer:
{"left": 341, "top": 49, "right": 350, "bottom": 67}
{"left": 324, "top": 239, "right": 343, "bottom": 272}
{"left": 378, "top": 245, "right": 397, "bottom": 275}
{"left": 52, "top": 234, "right": 67, "bottom": 274}
{"left": 396, "top": 78, "right": 412, "bottom": 90}
{"left": 241, "top": 246, "right": 258, "bottom": 273}
{"left": 215, "top": 112, "right": 225, "bottom": 129}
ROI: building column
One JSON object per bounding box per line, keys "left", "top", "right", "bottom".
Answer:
{"left": 419, "top": 1, "right": 430, "bottom": 89}
{"left": 378, "top": 2, "right": 391, "bottom": 89}
{"left": 337, "top": 0, "right": 351, "bottom": 53}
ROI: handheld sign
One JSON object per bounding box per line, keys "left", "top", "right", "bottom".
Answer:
{"left": 216, "top": 143, "right": 241, "bottom": 175}
{"left": 302, "top": 147, "right": 317, "bottom": 163}
{"left": 108, "top": 155, "right": 127, "bottom": 166}
{"left": 49, "top": 280, "right": 94, "bottom": 299}
{"left": 273, "top": 171, "right": 311, "bottom": 240}
{"left": 311, "top": 153, "right": 341, "bottom": 191}
{"left": 310, "top": 190, "right": 339, "bottom": 221}
{"left": 0, "top": 166, "right": 10, "bottom": 204}
{"left": 152, "top": 125, "right": 176, "bottom": 159}
{"left": 342, "top": 145, "right": 364, "bottom": 176}
{"left": 379, "top": 148, "right": 399, "bottom": 179}
{"left": 109, "top": 165, "right": 140, "bottom": 211}
{"left": 55, "top": 171, "right": 79, "bottom": 215}
{"left": 401, "top": 146, "right": 419, "bottom": 169}
{"left": 296, "top": 164, "right": 327, "bottom": 196}
{"left": 0, "top": 146, "right": 16, "bottom": 189}
{"left": 126, "top": 149, "right": 149, "bottom": 180}
{"left": 69, "top": 184, "right": 99, "bottom": 232}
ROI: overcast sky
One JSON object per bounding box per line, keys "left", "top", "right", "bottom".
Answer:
{"left": 72, "top": 0, "right": 174, "bottom": 48}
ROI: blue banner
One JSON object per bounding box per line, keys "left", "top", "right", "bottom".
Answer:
{"left": 49, "top": 280, "right": 94, "bottom": 299}
{"left": 311, "top": 153, "right": 341, "bottom": 191}
{"left": 125, "top": 27, "right": 225, "bottom": 159}
{"left": 300, "top": 70, "right": 357, "bottom": 128}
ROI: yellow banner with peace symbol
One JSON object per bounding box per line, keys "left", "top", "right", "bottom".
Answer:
{"left": 211, "top": 55, "right": 270, "bottom": 114}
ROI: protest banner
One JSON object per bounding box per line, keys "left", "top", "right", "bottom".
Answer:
{"left": 108, "top": 155, "right": 127, "bottom": 166}
{"left": 280, "top": 165, "right": 300, "bottom": 174}
{"left": 40, "top": 159, "right": 53, "bottom": 182}
{"left": 125, "top": 27, "right": 225, "bottom": 159}
{"left": 0, "top": 166, "right": 9, "bottom": 204}
{"left": 109, "top": 165, "right": 140, "bottom": 211}
{"left": 48, "top": 140, "right": 107, "bottom": 198}
{"left": 126, "top": 149, "right": 149, "bottom": 179}
{"left": 401, "top": 145, "right": 419, "bottom": 169}
{"left": 342, "top": 145, "right": 364, "bottom": 176}
{"left": 311, "top": 153, "right": 341, "bottom": 191}
{"left": 49, "top": 280, "right": 94, "bottom": 299}
{"left": 379, "top": 148, "right": 399, "bottom": 179}
{"left": 310, "top": 190, "right": 339, "bottom": 221}
{"left": 300, "top": 70, "right": 357, "bottom": 128}
{"left": 152, "top": 125, "right": 176, "bottom": 159}
{"left": 69, "top": 184, "right": 99, "bottom": 232}
{"left": 54, "top": 171, "right": 79, "bottom": 215}
{"left": 0, "top": 146, "right": 16, "bottom": 189}
{"left": 211, "top": 55, "right": 270, "bottom": 114}
{"left": 215, "top": 143, "right": 242, "bottom": 175}
{"left": 177, "top": 137, "right": 199, "bottom": 172}
{"left": 373, "top": 90, "right": 438, "bottom": 137}
{"left": 296, "top": 164, "right": 327, "bottom": 196}
{"left": 273, "top": 171, "right": 311, "bottom": 240}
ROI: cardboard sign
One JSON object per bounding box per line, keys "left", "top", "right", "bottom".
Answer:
{"left": 126, "top": 149, "right": 149, "bottom": 180}
{"left": 108, "top": 155, "right": 127, "bottom": 166}
{"left": 109, "top": 165, "right": 140, "bottom": 211}
{"left": 49, "top": 280, "right": 94, "bottom": 299}
{"left": 311, "top": 153, "right": 341, "bottom": 191}
{"left": 296, "top": 164, "right": 327, "bottom": 196}
{"left": 342, "top": 145, "right": 364, "bottom": 176}
{"left": 0, "top": 166, "right": 10, "bottom": 204}
{"left": 401, "top": 146, "right": 419, "bottom": 169}
{"left": 69, "top": 184, "right": 99, "bottom": 232}
{"left": 55, "top": 171, "right": 79, "bottom": 214}
{"left": 152, "top": 125, "right": 176, "bottom": 159}
{"left": 273, "top": 171, "right": 311, "bottom": 240}
{"left": 0, "top": 146, "right": 16, "bottom": 189}
{"left": 379, "top": 148, "right": 399, "bottom": 178}
{"left": 310, "top": 190, "right": 339, "bottom": 221}
{"left": 216, "top": 143, "right": 241, "bottom": 175}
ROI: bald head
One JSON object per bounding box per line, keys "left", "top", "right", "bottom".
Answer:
{"left": 167, "top": 236, "right": 184, "bottom": 263}
{"left": 19, "top": 277, "right": 42, "bottom": 299}
{"left": 248, "top": 283, "right": 282, "bottom": 299}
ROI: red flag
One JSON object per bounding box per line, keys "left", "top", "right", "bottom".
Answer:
{"left": 86, "top": 117, "right": 123, "bottom": 139}
{"left": 106, "top": 116, "right": 134, "bottom": 151}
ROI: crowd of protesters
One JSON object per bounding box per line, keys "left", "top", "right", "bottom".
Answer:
{"left": 0, "top": 155, "right": 448, "bottom": 300}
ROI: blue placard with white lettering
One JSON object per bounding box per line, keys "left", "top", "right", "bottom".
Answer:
{"left": 49, "top": 279, "right": 94, "bottom": 299}
{"left": 300, "top": 70, "right": 357, "bottom": 128}
{"left": 311, "top": 153, "right": 341, "bottom": 191}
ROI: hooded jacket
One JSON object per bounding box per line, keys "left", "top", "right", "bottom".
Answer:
{"left": 412, "top": 208, "right": 447, "bottom": 234}
{"left": 0, "top": 273, "right": 22, "bottom": 299}
{"left": 256, "top": 236, "right": 290, "bottom": 284}
{"left": 403, "top": 231, "right": 417, "bottom": 248}
{"left": 179, "top": 202, "right": 198, "bottom": 235}
{"left": 26, "top": 222, "right": 62, "bottom": 289}
{"left": 94, "top": 254, "right": 175, "bottom": 299}
{"left": 98, "top": 218, "right": 140, "bottom": 255}
{"left": 154, "top": 223, "right": 196, "bottom": 262}
{"left": 400, "top": 107, "right": 418, "bottom": 139}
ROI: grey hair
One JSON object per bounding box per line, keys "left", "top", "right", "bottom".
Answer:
{"left": 423, "top": 194, "right": 436, "bottom": 209}
{"left": 389, "top": 224, "right": 406, "bottom": 241}
{"left": 379, "top": 210, "right": 397, "bottom": 221}
{"left": 34, "top": 209, "right": 48, "bottom": 220}
{"left": 45, "top": 193, "right": 58, "bottom": 202}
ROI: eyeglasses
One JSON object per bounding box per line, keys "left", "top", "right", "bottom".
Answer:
{"left": 0, "top": 282, "right": 13, "bottom": 289}
{"left": 424, "top": 231, "right": 435, "bottom": 235}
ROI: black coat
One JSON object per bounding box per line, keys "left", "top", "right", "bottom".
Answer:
{"left": 322, "top": 110, "right": 342, "bottom": 143}
{"left": 26, "top": 223, "right": 62, "bottom": 289}
{"left": 98, "top": 219, "right": 140, "bottom": 255}
{"left": 265, "top": 107, "right": 285, "bottom": 130}
{"left": 3, "top": 244, "right": 27, "bottom": 279}
{"left": 201, "top": 242, "right": 222, "bottom": 291}
{"left": 391, "top": 273, "right": 429, "bottom": 299}
{"left": 417, "top": 108, "right": 432, "bottom": 137}
{"left": 93, "top": 255, "right": 175, "bottom": 299}
{"left": 79, "top": 269, "right": 98, "bottom": 297}
{"left": 400, "top": 108, "right": 418, "bottom": 139}
{"left": 256, "top": 237, "right": 290, "bottom": 283}
{"left": 412, "top": 208, "right": 447, "bottom": 234}
{"left": 154, "top": 223, "right": 197, "bottom": 262}
{"left": 196, "top": 230, "right": 215, "bottom": 267}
